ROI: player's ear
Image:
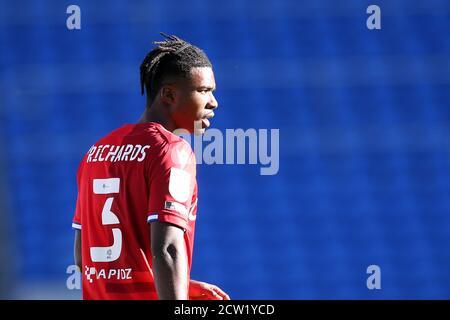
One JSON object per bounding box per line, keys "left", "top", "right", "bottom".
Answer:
{"left": 160, "top": 85, "right": 177, "bottom": 105}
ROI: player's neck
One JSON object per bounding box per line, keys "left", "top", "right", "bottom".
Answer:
{"left": 137, "top": 105, "right": 176, "bottom": 133}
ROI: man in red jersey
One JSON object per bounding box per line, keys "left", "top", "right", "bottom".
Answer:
{"left": 72, "top": 33, "right": 230, "bottom": 300}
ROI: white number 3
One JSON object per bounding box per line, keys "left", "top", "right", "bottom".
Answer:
{"left": 90, "top": 178, "right": 122, "bottom": 262}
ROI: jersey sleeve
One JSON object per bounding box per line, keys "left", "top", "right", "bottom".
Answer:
{"left": 147, "top": 140, "right": 196, "bottom": 231}
{"left": 72, "top": 160, "right": 83, "bottom": 230}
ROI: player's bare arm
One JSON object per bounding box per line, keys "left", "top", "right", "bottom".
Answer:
{"left": 74, "top": 229, "right": 82, "bottom": 270}
{"left": 151, "top": 221, "right": 189, "bottom": 299}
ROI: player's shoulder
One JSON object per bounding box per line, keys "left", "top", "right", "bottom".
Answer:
{"left": 78, "top": 122, "right": 194, "bottom": 166}
{"left": 112, "top": 122, "right": 195, "bottom": 167}
{"left": 151, "top": 123, "right": 186, "bottom": 144}
{"left": 121, "top": 123, "right": 194, "bottom": 173}
{"left": 87, "top": 123, "right": 167, "bottom": 149}
{"left": 148, "top": 123, "right": 193, "bottom": 154}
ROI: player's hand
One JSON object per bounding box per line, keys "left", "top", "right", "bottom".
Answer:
{"left": 189, "top": 279, "right": 231, "bottom": 300}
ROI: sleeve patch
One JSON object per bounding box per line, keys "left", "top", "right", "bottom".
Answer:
{"left": 168, "top": 168, "right": 191, "bottom": 203}
{"left": 164, "top": 201, "right": 188, "bottom": 217}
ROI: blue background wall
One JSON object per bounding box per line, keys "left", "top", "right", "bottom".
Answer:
{"left": 0, "top": 0, "right": 449, "bottom": 299}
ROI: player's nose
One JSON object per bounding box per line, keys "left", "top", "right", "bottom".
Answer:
{"left": 208, "top": 93, "right": 218, "bottom": 110}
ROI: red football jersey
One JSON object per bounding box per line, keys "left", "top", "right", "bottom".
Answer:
{"left": 72, "top": 122, "right": 198, "bottom": 300}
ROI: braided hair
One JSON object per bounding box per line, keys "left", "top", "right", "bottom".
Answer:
{"left": 140, "top": 33, "right": 212, "bottom": 104}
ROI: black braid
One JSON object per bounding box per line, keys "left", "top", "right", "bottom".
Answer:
{"left": 140, "top": 32, "right": 212, "bottom": 104}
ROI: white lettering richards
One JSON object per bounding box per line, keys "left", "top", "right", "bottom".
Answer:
{"left": 86, "top": 144, "right": 150, "bottom": 163}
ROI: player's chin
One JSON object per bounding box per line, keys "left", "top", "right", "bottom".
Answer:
{"left": 193, "top": 119, "right": 209, "bottom": 135}
{"left": 194, "top": 127, "right": 206, "bottom": 136}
